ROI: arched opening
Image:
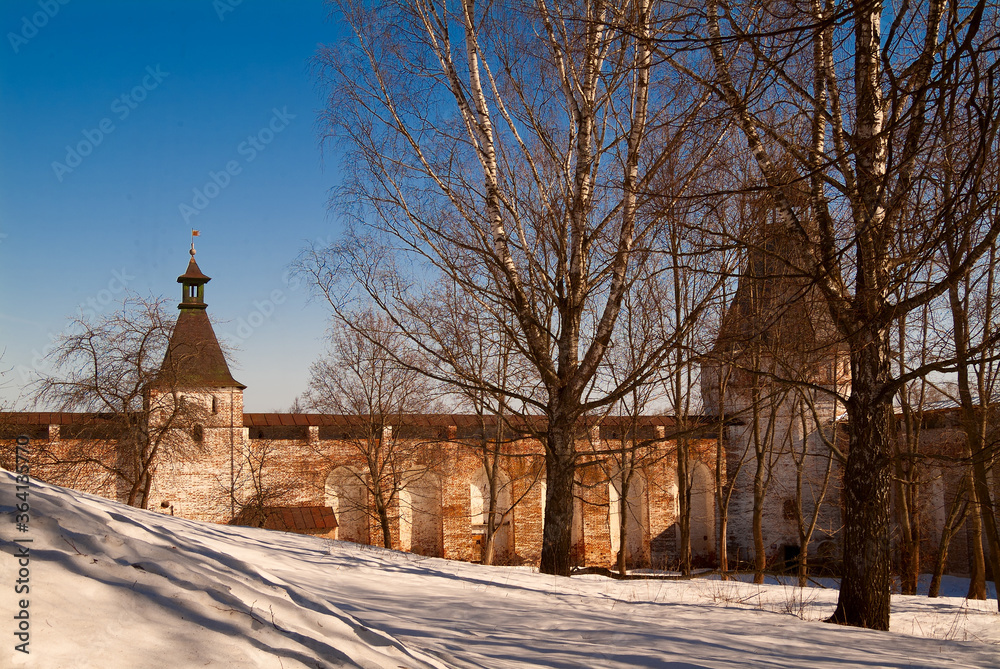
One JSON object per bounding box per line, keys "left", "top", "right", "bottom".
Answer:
{"left": 609, "top": 469, "right": 648, "bottom": 568}
{"left": 470, "top": 466, "right": 513, "bottom": 563}
{"left": 325, "top": 467, "right": 369, "bottom": 544}
{"left": 399, "top": 473, "right": 443, "bottom": 556}
{"left": 690, "top": 462, "right": 715, "bottom": 558}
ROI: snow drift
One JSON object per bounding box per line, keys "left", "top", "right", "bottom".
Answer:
{"left": 1, "top": 469, "right": 997, "bottom": 668}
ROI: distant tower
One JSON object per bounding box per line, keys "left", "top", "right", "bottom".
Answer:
{"left": 146, "top": 244, "right": 246, "bottom": 522}
{"left": 702, "top": 201, "right": 849, "bottom": 569}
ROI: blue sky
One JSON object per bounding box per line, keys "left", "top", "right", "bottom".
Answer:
{"left": 0, "top": 0, "right": 345, "bottom": 411}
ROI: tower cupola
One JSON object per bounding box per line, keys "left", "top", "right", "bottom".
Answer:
{"left": 178, "top": 244, "right": 211, "bottom": 309}
{"left": 156, "top": 245, "right": 245, "bottom": 390}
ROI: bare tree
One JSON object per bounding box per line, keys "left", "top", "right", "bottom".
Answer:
{"left": 944, "top": 239, "right": 1000, "bottom": 604}
{"left": 928, "top": 478, "right": 971, "bottom": 599}
{"left": 791, "top": 386, "right": 841, "bottom": 588}
{"left": 894, "top": 318, "right": 927, "bottom": 596}
{"left": 439, "top": 289, "right": 543, "bottom": 565}
{"left": 308, "top": 0, "right": 721, "bottom": 575}
{"left": 223, "top": 439, "right": 298, "bottom": 528}
{"left": 703, "top": 268, "right": 742, "bottom": 579}
{"left": 709, "top": 357, "right": 737, "bottom": 578}
{"left": 654, "top": 195, "right": 734, "bottom": 577}
{"left": 304, "top": 310, "right": 438, "bottom": 549}
{"left": 890, "top": 292, "right": 949, "bottom": 596}
{"left": 691, "top": 0, "right": 1000, "bottom": 629}
{"left": 30, "top": 294, "right": 206, "bottom": 508}
{"left": 459, "top": 414, "right": 541, "bottom": 565}
{"left": 593, "top": 284, "right": 666, "bottom": 575}
{"left": 705, "top": 174, "right": 846, "bottom": 583}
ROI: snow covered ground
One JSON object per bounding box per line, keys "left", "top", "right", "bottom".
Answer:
{"left": 1, "top": 468, "right": 998, "bottom": 669}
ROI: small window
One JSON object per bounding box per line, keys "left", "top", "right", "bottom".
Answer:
{"left": 192, "top": 425, "right": 204, "bottom": 442}
{"left": 782, "top": 498, "right": 797, "bottom": 520}
{"left": 212, "top": 396, "right": 218, "bottom": 414}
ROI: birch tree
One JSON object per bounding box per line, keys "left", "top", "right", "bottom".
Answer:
{"left": 655, "top": 209, "right": 734, "bottom": 576}
{"left": 310, "top": 0, "right": 718, "bottom": 575}
{"left": 693, "top": 0, "right": 1000, "bottom": 629}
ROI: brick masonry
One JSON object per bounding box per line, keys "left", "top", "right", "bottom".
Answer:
{"left": 3, "top": 251, "right": 995, "bottom": 575}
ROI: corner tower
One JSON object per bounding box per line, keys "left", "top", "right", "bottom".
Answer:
{"left": 701, "top": 196, "right": 849, "bottom": 570}
{"left": 147, "top": 243, "right": 246, "bottom": 522}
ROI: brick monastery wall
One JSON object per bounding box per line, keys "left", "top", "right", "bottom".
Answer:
{"left": 895, "top": 423, "right": 999, "bottom": 576}
{"left": 6, "top": 407, "right": 719, "bottom": 569}
{"left": 6, "top": 406, "right": 991, "bottom": 574}
{"left": 149, "top": 419, "right": 720, "bottom": 569}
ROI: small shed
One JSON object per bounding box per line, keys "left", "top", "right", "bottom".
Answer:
{"left": 230, "top": 505, "right": 338, "bottom": 539}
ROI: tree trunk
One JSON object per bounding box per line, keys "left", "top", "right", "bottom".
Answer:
{"left": 963, "top": 397, "right": 1000, "bottom": 606}
{"left": 126, "top": 459, "right": 152, "bottom": 508}
{"left": 966, "top": 483, "right": 987, "bottom": 600}
{"left": 126, "top": 438, "right": 155, "bottom": 508}
{"left": 482, "top": 450, "right": 499, "bottom": 566}
{"left": 750, "top": 392, "right": 767, "bottom": 584}
{"left": 126, "top": 479, "right": 141, "bottom": 507}
{"left": 828, "top": 1, "right": 893, "bottom": 628}
{"left": 969, "top": 453, "right": 1000, "bottom": 607}
{"left": 483, "top": 492, "right": 497, "bottom": 566}
{"left": 716, "top": 434, "right": 729, "bottom": 578}
{"left": 139, "top": 470, "right": 153, "bottom": 510}
{"left": 717, "top": 509, "right": 729, "bottom": 579}
{"left": 482, "top": 528, "right": 496, "bottom": 565}
{"left": 483, "top": 531, "right": 496, "bottom": 566}
{"left": 929, "top": 488, "right": 968, "bottom": 598}
{"left": 677, "top": 437, "right": 691, "bottom": 576}
{"left": 796, "top": 412, "right": 835, "bottom": 590}
{"left": 376, "top": 498, "right": 393, "bottom": 549}
{"left": 796, "top": 438, "right": 807, "bottom": 588}
{"left": 949, "top": 278, "right": 997, "bottom": 603}
{"left": 928, "top": 542, "right": 947, "bottom": 599}
{"left": 829, "top": 328, "right": 893, "bottom": 630}
{"left": 616, "top": 467, "right": 632, "bottom": 575}
{"left": 895, "top": 376, "right": 921, "bottom": 597}
{"left": 540, "top": 418, "right": 576, "bottom": 576}
{"left": 752, "top": 454, "right": 766, "bottom": 584}
{"left": 895, "top": 474, "right": 919, "bottom": 596}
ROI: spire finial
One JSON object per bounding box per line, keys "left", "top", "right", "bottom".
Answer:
{"left": 190, "top": 229, "right": 200, "bottom": 257}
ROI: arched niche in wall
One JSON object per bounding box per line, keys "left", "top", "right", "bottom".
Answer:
{"left": 470, "top": 466, "right": 514, "bottom": 562}
{"left": 399, "top": 472, "right": 443, "bottom": 557}
{"left": 689, "top": 461, "right": 715, "bottom": 558}
{"left": 325, "top": 466, "right": 369, "bottom": 545}
{"left": 609, "top": 469, "right": 649, "bottom": 568}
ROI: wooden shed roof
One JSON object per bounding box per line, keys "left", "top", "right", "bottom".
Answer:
{"left": 230, "top": 505, "right": 338, "bottom": 532}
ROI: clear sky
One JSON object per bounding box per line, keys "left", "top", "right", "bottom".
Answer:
{"left": 0, "top": 0, "right": 346, "bottom": 411}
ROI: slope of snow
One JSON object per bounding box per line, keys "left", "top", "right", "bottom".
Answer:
{"left": 1, "top": 469, "right": 997, "bottom": 668}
